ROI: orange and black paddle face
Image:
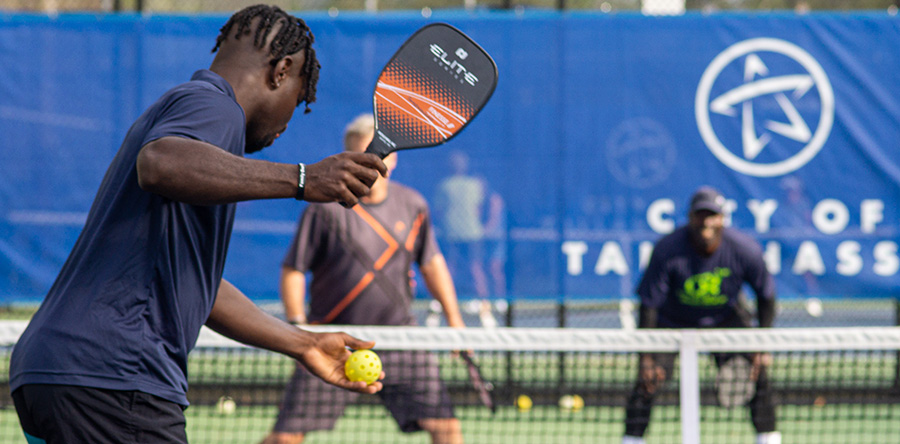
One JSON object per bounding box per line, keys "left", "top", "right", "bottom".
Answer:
{"left": 367, "top": 23, "right": 498, "bottom": 158}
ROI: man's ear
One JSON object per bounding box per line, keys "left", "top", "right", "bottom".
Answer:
{"left": 269, "top": 56, "right": 294, "bottom": 88}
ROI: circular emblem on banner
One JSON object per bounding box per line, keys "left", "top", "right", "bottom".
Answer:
{"left": 606, "top": 117, "right": 676, "bottom": 188}
{"left": 695, "top": 38, "right": 834, "bottom": 177}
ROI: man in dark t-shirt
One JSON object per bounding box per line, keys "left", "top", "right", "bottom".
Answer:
{"left": 10, "top": 6, "right": 387, "bottom": 444}
{"left": 262, "top": 114, "right": 467, "bottom": 444}
{"left": 622, "top": 187, "right": 780, "bottom": 444}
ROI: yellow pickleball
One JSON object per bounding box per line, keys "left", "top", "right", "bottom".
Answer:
{"left": 559, "top": 394, "right": 584, "bottom": 412}
{"left": 516, "top": 394, "right": 533, "bottom": 411}
{"left": 344, "top": 349, "right": 382, "bottom": 384}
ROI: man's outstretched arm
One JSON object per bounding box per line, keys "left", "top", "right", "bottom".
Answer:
{"left": 205, "top": 279, "right": 383, "bottom": 394}
{"left": 137, "top": 137, "right": 386, "bottom": 206}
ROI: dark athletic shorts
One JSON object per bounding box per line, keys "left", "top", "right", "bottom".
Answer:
{"left": 12, "top": 384, "right": 188, "bottom": 444}
{"left": 641, "top": 310, "right": 756, "bottom": 381}
{"left": 273, "top": 350, "right": 455, "bottom": 434}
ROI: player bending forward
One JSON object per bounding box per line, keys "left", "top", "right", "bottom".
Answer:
{"left": 9, "top": 6, "right": 386, "bottom": 444}
{"left": 622, "top": 187, "right": 781, "bottom": 444}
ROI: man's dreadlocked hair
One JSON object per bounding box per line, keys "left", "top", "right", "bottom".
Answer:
{"left": 213, "top": 5, "right": 321, "bottom": 114}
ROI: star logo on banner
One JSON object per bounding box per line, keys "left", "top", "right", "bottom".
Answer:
{"left": 695, "top": 38, "right": 834, "bottom": 177}
{"left": 605, "top": 117, "right": 677, "bottom": 188}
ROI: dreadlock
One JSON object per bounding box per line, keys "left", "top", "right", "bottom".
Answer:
{"left": 213, "top": 4, "right": 321, "bottom": 114}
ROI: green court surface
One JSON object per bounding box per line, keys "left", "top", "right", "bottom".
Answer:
{"left": 3, "top": 387, "right": 897, "bottom": 444}
{"left": 186, "top": 404, "right": 900, "bottom": 444}
{"left": 2, "top": 322, "right": 898, "bottom": 443}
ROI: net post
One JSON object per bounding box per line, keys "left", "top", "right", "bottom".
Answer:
{"left": 558, "top": 300, "right": 567, "bottom": 393}
{"left": 895, "top": 297, "right": 900, "bottom": 388}
{"left": 506, "top": 300, "right": 514, "bottom": 395}
{"left": 895, "top": 296, "right": 899, "bottom": 327}
{"left": 679, "top": 330, "right": 701, "bottom": 444}
{"left": 557, "top": 300, "right": 566, "bottom": 328}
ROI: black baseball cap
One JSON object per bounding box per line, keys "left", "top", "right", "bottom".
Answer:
{"left": 689, "top": 186, "right": 725, "bottom": 214}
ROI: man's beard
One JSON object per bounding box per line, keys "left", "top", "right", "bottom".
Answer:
{"left": 245, "top": 135, "right": 274, "bottom": 154}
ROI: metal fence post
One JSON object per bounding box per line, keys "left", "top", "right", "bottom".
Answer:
{"left": 680, "top": 330, "right": 701, "bottom": 444}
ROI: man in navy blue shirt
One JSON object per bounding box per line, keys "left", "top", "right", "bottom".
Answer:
{"left": 10, "top": 6, "right": 386, "bottom": 444}
{"left": 622, "top": 186, "right": 780, "bottom": 444}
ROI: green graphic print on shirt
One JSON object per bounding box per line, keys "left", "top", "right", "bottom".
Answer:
{"left": 679, "top": 267, "right": 732, "bottom": 306}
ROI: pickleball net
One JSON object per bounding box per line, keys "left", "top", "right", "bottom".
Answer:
{"left": 1, "top": 322, "right": 898, "bottom": 443}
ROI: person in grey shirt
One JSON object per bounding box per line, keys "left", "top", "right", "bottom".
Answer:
{"left": 261, "top": 114, "right": 467, "bottom": 444}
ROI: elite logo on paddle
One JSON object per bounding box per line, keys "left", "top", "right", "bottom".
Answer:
{"left": 430, "top": 43, "right": 480, "bottom": 86}
{"left": 363, "top": 23, "right": 497, "bottom": 159}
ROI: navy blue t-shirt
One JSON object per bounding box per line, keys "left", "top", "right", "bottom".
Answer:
{"left": 637, "top": 226, "right": 775, "bottom": 328}
{"left": 10, "top": 70, "right": 246, "bottom": 406}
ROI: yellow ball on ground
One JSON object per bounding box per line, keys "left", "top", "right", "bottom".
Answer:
{"left": 516, "top": 394, "right": 533, "bottom": 411}
{"left": 344, "top": 349, "right": 382, "bottom": 384}
{"left": 559, "top": 394, "right": 585, "bottom": 412}
{"left": 572, "top": 394, "right": 584, "bottom": 411}
{"left": 216, "top": 396, "right": 236, "bottom": 415}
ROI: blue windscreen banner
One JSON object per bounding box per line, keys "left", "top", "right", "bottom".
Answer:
{"left": 1, "top": 12, "right": 898, "bottom": 303}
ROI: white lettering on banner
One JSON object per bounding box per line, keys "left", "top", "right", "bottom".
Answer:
{"left": 646, "top": 199, "right": 675, "bottom": 234}
{"left": 874, "top": 241, "right": 900, "bottom": 276}
{"left": 647, "top": 198, "right": 739, "bottom": 234}
{"left": 647, "top": 198, "right": 885, "bottom": 236}
{"left": 562, "top": 241, "right": 634, "bottom": 276}
{"left": 561, "top": 197, "right": 896, "bottom": 278}
{"left": 791, "top": 241, "right": 826, "bottom": 275}
{"left": 812, "top": 199, "right": 850, "bottom": 234}
{"left": 561, "top": 241, "right": 588, "bottom": 275}
{"left": 594, "top": 242, "right": 629, "bottom": 276}
{"left": 764, "top": 241, "right": 782, "bottom": 274}
{"left": 562, "top": 240, "right": 900, "bottom": 276}
{"left": 861, "top": 200, "right": 884, "bottom": 234}
{"left": 639, "top": 241, "right": 654, "bottom": 271}
{"left": 722, "top": 199, "right": 737, "bottom": 226}
{"left": 836, "top": 241, "right": 863, "bottom": 276}
{"left": 560, "top": 239, "right": 899, "bottom": 278}
{"left": 747, "top": 199, "right": 778, "bottom": 233}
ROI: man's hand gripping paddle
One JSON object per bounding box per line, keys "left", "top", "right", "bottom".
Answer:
{"left": 339, "top": 23, "right": 497, "bottom": 208}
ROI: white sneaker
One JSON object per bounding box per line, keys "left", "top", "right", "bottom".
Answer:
{"left": 622, "top": 436, "right": 646, "bottom": 444}
{"left": 479, "top": 300, "right": 498, "bottom": 328}
{"left": 425, "top": 300, "right": 443, "bottom": 327}
{"left": 757, "top": 431, "right": 782, "bottom": 444}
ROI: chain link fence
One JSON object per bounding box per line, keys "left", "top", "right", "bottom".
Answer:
{"left": 1, "top": 0, "right": 898, "bottom": 13}
{"left": 2, "top": 1, "right": 898, "bottom": 330}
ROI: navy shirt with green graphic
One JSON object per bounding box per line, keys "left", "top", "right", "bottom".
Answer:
{"left": 637, "top": 226, "right": 775, "bottom": 328}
